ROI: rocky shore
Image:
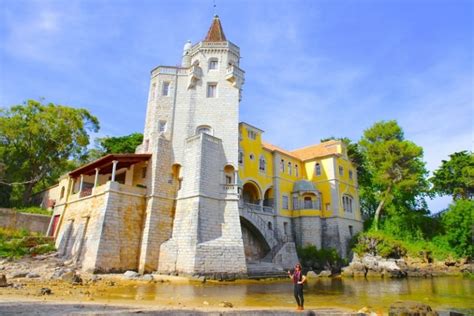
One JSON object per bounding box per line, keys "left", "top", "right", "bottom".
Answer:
{"left": 340, "top": 253, "right": 472, "bottom": 278}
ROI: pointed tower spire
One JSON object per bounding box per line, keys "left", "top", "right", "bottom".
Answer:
{"left": 204, "top": 15, "right": 227, "bottom": 42}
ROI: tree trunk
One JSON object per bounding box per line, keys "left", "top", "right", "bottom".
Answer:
{"left": 374, "top": 185, "right": 392, "bottom": 230}
{"left": 22, "top": 181, "right": 36, "bottom": 206}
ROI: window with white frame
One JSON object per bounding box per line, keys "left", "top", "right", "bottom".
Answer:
{"left": 259, "top": 156, "right": 266, "bottom": 171}
{"left": 288, "top": 162, "right": 292, "bottom": 175}
{"left": 162, "top": 82, "right": 170, "bottom": 96}
{"left": 238, "top": 150, "right": 244, "bottom": 165}
{"left": 315, "top": 163, "right": 321, "bottom": 176}
{"left": 292, "top": 196, "right": 299, "bottom": 210}
{"left": 315, "top": 195, "right": 322, "bottom": 210}
{"left": 339, "top": 166, "right": 344, "bottom": 176}
{"left": 342, "top": 195, "right": 353, "bottom": 213}
{"left": 280, "top": 159, "right": 285, "bottom": 173}
{"left": 247, "top": 130, "right": 257, "bottom": 140}
{"left": 208, "top": 58, "right": 218, "bottom": 70}
{"left": 158, "top": 120, "right": 167, "bottom": 133}
{"left": 207, "top": 83, "right": 217, "bottom": 98}
{"left": 295, "top": 164, "right": 299, "bottom": 177}
{"left": 282, "top": 196, "right": 289, "bottom": 210}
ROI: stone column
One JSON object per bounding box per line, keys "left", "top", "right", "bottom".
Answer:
{"left": 111, "top": 160, "right": 119, "bottom": 182}
{"left": 94, "top": 168, "right": 100, "bottom": 187}
{"left": 79, "top": 175, "right": 84, "bottom": 193}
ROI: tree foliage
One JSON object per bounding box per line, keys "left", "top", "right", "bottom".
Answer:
{"left": 0, "top": 100, "right": 99, "bottom": 206}
{"left": 358, "top": 120, "right": 429, "bottom": 229}
{"left": 86, "top": 133, "right": 143, "bottom": 162}
{"left": 440, "top": 199, "right": 473, "bottom": 257}
{"left": 431, "top": 150, "right": 474, "bottom": 200}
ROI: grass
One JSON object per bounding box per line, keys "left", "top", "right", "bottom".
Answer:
{"left": 0, "top": 228, "right": 56, "bottom": 258}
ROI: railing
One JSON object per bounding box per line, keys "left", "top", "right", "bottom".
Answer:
{"left": 153, "top": 66, "right": 188, "bottom": 76}
{"left": 239, "top": 206, "right": 277, "bottom": 248}
{"left": 226, "top": 64, "right": 245, "bottom": 79}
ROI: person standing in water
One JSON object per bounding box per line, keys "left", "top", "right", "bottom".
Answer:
{"left": 288, "top": 263, "right": 306, "bottom": 311}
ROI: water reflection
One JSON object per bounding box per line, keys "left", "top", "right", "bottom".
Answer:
{"left": 100, "top": 277, "right": 473, "bottom": 311}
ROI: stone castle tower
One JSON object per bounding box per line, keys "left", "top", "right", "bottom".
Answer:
{"left": 136, "top": 16, "right": 247, "bottom": 276}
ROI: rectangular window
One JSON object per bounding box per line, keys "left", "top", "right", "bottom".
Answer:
{"left": 293, "top": 196, "right": 298, "bottom": 210}
{"left": 339, "top": 166, "right": 344, "bottom": 176}
{"left": 283, "top": 222, "right": 288, "bottom": 235}
{"left": 280, "top": 159, "right": 285, "bottom": 173}
{"left": 282, "top": 196, "right": 289, "bottom": 210}
{"left": 158, "top": 120, "right": 167, "bottom": 133}
{"left": 349, "top": 170, "right": 353, "bottom": 180}
{"left": 209, "top": 60, "right": 218, "bottom": 70}
{"left": 162, "top": 82, "right": 170, "bottom": 96}
{"left": 207, "top": 83, "right": 217, "bottom": 98}
{"left": 349, "top": 225, "right": 354, "bottom": 237}
{"left": 315, "top": 163, "right": 321, "bottom": 176}
{"left": 247, "top": 130, "right": 257, "bottom": 140}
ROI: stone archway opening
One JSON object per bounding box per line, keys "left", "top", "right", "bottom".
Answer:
{"left": 240, "top": 217, "right": 270, "bottom": 262}
{"left": 263, "top": 187, "right": 274, "bottom": 208}
{"left": 242, "top": 182, "right": 261, "bottom": 205}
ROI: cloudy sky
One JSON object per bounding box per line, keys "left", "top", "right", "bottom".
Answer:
{"left": 1, "top": 0, "right": 472, "bottom": 212}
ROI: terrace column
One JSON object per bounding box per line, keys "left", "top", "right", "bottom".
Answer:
{"left": 111, "top": 160, "right": 119, "bottom": 182}
{"left": 94, "top": 168, "right": 100, "bottom": 187}
{"left": 79, "top": 174, "right": 84, "bottom": 193}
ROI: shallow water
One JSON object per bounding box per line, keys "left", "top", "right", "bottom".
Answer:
{"left": 99, "top": 277, "right": 473, "bottom": 313}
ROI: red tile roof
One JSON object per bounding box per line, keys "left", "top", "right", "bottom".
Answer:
{"left": 204, "top": 15, "right": 227, "bottom": 42}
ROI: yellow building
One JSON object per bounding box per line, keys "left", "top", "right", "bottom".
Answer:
{"left": 238, "top": 122, "right": 362, "bottom": 256}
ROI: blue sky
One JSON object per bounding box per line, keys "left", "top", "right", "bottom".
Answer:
{"left": 1, "top": 0, "right": 472, "bottom": 212}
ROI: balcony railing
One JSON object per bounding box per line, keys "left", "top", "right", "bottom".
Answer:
{"left": 241, "top": 202, "right": 274, "bottom": 214}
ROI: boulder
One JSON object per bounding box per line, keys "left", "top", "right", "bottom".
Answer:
{"left": 306, "top": 271, "right": 318, "bottom": 279}
{"left": 40, "top": 287, "right": 52, "bottom": 295}
{"left": 51, "top": 268, "right": 71, "bottom": 279}
{"left": 219, "top": 301, "right": 234, "bottom": 308}
{"left": 124, "top": 270, "right": 140, "bottom": 279}
{"left": 26, "top": 272, "right": 40, "bottom": 278}
{"left": 11, "top": 272, "right": 28, "bottom": 278}
{"left": 0, "top": 274, "right": 7, "bottom": 287}
{"left": 142, "top": 274, "right": 154, "bottom": 281}
{"left": 318, "top": 270, "right": 332, "bottom": 277}
{"left": 341, "top": 267, "right": 353, "bottom": 277}
{"left": 389, "top": 301, "right": 438, "bottom": 316}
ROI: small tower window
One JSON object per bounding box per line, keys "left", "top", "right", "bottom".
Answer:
{"left": 196, "top": 125, "right": 212, "bottom": 135}
{"left": 209, "top": 58, "right": 218, "bottom": 70}
{"left": 158, "top": 120, "right": 167, "bottom": 133}
{"left": 207, "top": 83, "right": 217, "bottom": 98}
{"left": 247, "top": 130, "right": 257, "bottom": 140}
{"left": 162, "top": 82, "right": 170, "bottom": 96}
{"left": 315, "top": 163, "right": 321, "bottom": 176}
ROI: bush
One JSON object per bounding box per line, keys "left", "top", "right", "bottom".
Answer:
{"left": 353, "top": 231, "right": 407, "bottom": 258}
{"left": 297, "top": 245, "right": 346, "bottom": 272}
{"left": 0, "top": 228, "right": 55, "bottom": 258}
{"left": 15, "top": 206, "right": 51, "bottom": 215}
{"left": 441, "top": 199, "right": 473, "bottom": 258}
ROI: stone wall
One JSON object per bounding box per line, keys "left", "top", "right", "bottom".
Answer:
{"left": 0, "top": 208, "right": 51, "bottom": 234}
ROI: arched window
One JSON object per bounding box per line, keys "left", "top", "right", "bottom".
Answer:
{"left": 304, "top": 196, "right": 313, "bottom": 209}
{"left": 288, "top": 162, "right": 292, "bottom": 175}
{"left": 295, "top": 164, "right": 299, "bottom": 177}
{"left": 259, "top": 156, "right": 266, "bottom": 171}
{"left": 315, "top": 163, "right": 321, "bottom": 176}
{"left": 280, "top": 159, "right": 285, "bottom": 172}
{"left": 224, "top": 165, "right": 235, "bottom": 185}
{"left": 196, "top": 125, "right": 212, "bottom": 135}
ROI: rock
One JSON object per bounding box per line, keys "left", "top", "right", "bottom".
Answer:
{"left": 26, "top": 272, "right": 40, "bottom": 278}
{"left": 219, "top": 301, "right": 233, "bottom": 308}
{"left": 40, "top": 288, "right": 52, "bottom": 295}
{"left": 124, "top": 270, "right": 140, "bottom": 279}
{"left": 51, "top": 267, "right": 71, "bottom": 279}
{"left": 318, "top": 270, "right": 332, "bottom": 277}
{"left": 142, "top": 274, "right": 154, "bottom": 281}
{"left": 90, "top": 275, "right": 101, "bottom": 282}
{"left": 0, "top": 274, "right": 7, "bottom": 287}
{"left": 11, "top": 272, "right": 28, "bottom": 278}
{"left": 341, "top": 267, "right": 353, "bottom": 277}
{"left": 203, "top": 301, "right": 209, "bottom": 305}
{"left": 389, "top": 301, "right": 438, "bottom": 316}
{"left": 71, "top": 274, "right": 83, "bottom": 285}
{"left": 60, "top": 271, "right": 82, "bottom": 284}
{"left": 306, "top": 271, "right": 318, "bottom": 278}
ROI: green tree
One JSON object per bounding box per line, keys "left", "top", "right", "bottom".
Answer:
{"left": 0, "top": 100, "right": 99, "bottom": 206}
{"left": 85, "top": 133, "right": 143, "bottom": 162}
{"left": 358, "top": 120, "right": 429, "bottom": 230}
{"left": 431, "top": 151, "right": 474, "bottom": 200}
{"left": 441, "top": 199, "right": 474, "bottom": 257}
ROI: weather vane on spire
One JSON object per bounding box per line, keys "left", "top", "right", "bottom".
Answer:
{"left": 213, "top": 0, "right": 217, "bottom": 16}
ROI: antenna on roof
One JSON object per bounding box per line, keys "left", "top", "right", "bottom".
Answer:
{"left": 213, "top": 0, "right": 217, "bottom": 16}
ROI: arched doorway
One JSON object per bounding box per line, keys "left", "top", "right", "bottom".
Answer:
{"left": 263, "top": 187, "right": 274, "bottom": 208}
{"left": 242, "top": 182, "right": 261, "bottom": 205}
{"left": 240, "top": 217, "right": 271, "bottom": 261}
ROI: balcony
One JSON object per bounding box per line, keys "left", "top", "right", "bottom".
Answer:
{"left": 241, "top": 202, "right": 274, "bottom": 214}
{"left": 225, "top": 65, "right": 245, "bottom": 89}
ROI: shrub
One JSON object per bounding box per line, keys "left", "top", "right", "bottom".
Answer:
{"left": 297, "top": 245, "right": 346, "bottom": 272}
{"left": 0, "top": 228, "right": 55, "bottom": 258}
{"left": 15, "top": 206, "right": 52, "bottom": 215}
{"left": 353, "top": 231, "right": 407, "bottom": 258}
{"left": 441, "top": 199, "right": 473, "bottom": 258}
